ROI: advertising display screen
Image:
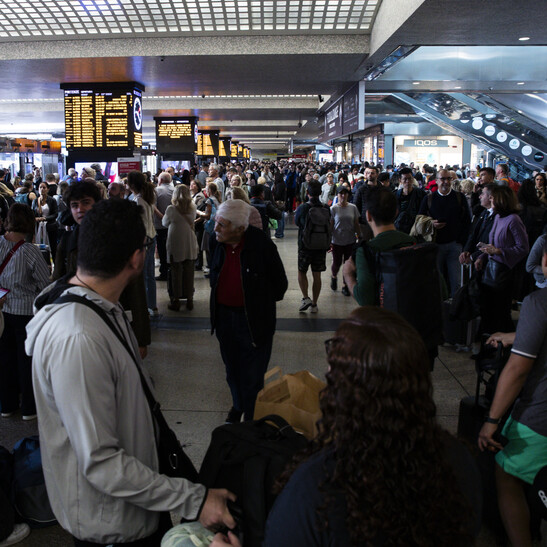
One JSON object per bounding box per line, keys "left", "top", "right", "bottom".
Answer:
{"left": 155, "top": 117, "right": 198, "bottom": 155}
{"left": 197, "top": 131, "right": 219, "bottom": 157}
{"left": 61, "top": 83, "right": 143, "bottom": 150}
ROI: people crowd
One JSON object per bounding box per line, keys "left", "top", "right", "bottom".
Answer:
{"left": 0, "top": 156, "right": 546, "bottom": 546}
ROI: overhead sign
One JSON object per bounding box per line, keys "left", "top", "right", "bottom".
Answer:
{"left": 61, "top": 82, "right": 144, "bottom": 150}
{"left": 403, "top": 139, "right": 449, "bottom": 147}
{"left": 197, "top": 130, "right": 220, "bottom": 157}
{"left": 155, "top": 116, "right": 198, "bottom": 156}
{"left": 342, "top": 82, "right": 365, "bottom": 135}
{"left": 219, "top": 137, "right": 231, "bottom": 158}
{"left": 231, "top": 141, "right": 239, "bottom": 157}
{"left": 325, "top": 99, "right": 343, "bottom": 140}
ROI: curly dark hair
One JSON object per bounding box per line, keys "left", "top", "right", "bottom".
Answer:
{"left": 278, "top": 307, "right": 473, "bottom": 546}
{"left": 518, "top": 179, "right": 542, "bottom": 207}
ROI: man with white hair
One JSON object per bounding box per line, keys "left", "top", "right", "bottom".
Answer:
{"left": 209, "top": 164, "right": 225, "bottom": 200}
{"left": 209, "top": 200, "right": 288, "bottom": 424}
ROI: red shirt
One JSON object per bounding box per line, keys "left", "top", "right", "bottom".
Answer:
{"left": 216, "top": 237, "right": 245, "bottom": 307}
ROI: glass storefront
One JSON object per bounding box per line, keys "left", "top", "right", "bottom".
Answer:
{"left": 394, "top": 135, "right": 463, "bottom": 167}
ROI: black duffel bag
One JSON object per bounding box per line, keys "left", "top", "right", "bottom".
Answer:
{"left": 199, "top": 415, "right": 307, "bottom": 547}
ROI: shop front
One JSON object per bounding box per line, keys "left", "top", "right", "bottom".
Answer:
{"left": 393, "top": 135, "right": 464, "bottom": 167}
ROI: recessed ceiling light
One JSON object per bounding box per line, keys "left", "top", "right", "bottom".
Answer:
{"left": 518, "top": 36, "right": 530, "bottom": 41}
{"left": 517, "top": 82, "right": 525, "bottom": 85}
{"left": 454, "top": 86, "right": 461, "bottom": 89}
{"left": 412, "top": 81, "right": 419, "bottom": 85}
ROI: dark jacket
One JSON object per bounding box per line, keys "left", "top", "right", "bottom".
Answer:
{"left": 250, "top": 197, "right": 282, "bottom": 234}
{"left": 209, "top": 225, "right": 288, "bottom": 346}
{"left": 395, "top": 187, "right": 425, "bottom": 234}
{"left": 464, "top": 209, "right": 497, "bottom": 258}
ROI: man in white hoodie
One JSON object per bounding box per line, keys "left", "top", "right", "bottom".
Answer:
{"left": 26, "top": 199, "right": 235, "bottom": 546}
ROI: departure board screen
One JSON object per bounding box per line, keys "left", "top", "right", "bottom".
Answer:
{"left": 62, "top": 83, "right": 143, "bottom": 150}
{"left": 237, "top": 144, "right": 244, "bottom": 158}
{"left": 231, "top": 142, "right": 238, "bottom": 157}
{"left": 155, "top": 117, "right": 198, "bottom": 155}
{"left": 197, "top": 131, "right": 219, "bottom": 157}
{"left": 219, "top": 138, "right": 231, "bottom": 158}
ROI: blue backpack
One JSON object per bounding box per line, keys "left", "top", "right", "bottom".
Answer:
{"left": 204, "top": 198, "right": 217, "bottom": 235}
{"left": 11, "top": 436, "right": 57, "bottom": 528}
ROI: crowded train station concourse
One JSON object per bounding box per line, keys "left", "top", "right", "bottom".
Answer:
{"left": 0, "top": 0, "right": 547, "bottom": 545}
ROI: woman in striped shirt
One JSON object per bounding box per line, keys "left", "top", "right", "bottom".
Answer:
{"left": 0, "top": 203, "right": 50, "bottom": 420}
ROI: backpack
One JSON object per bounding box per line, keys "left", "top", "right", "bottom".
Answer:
{"left": 204, "top": 198, "right": 217, "bottom": 235}
{"left": 14, "top": 193, "right": 29, "bottom": 206}
{"left": 199, "top": 415, "right": 307, "bottom": 547}
{"left": 252, "top": 202, "right": 269, "bottom": 233}
{"left": 363, "top": 242, "right": 443, "bottom": 351}
{"left": 302, "top": 204, "right": 331, "bottom": 250}
{"left": 11, "top": 436, "right": 57, "bottom": 528}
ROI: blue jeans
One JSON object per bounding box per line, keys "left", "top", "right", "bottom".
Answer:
{"left": 437, "top": 241, "right": 462, "bottom": 298}
{"left": 275, "top": 213, "right": 285, "bottom": 238}
{"left": 215, "top": 305, "right": 273, "bottom": 421}
{"left": 144, "top": 239, "right": 157, "bottom": 310}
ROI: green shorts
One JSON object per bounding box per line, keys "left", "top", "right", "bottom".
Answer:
{"left": 495, "top": 416, "right": 547, "bottom": 484}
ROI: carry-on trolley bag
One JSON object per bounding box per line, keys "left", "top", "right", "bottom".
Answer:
{"left": 444, "top": 264, "right": 479, "bottom": 351}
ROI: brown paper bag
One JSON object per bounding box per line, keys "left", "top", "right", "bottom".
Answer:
{"left": 254, "top": 366, "right": 325, "bottom": 439}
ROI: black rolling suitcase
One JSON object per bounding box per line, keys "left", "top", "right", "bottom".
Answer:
{"left": 443, "top": 264, "right": 479, "bottom": 351}
{"left": 457, "top": 335, "right": 511, "bottom": 541}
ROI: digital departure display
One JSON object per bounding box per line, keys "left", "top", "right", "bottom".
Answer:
{"left": 197, "top": 131, "right": 219, "bottom": 157}
{"left": 219, "top": 137, "right": 231, "bottom": 159}
{"left": 155, "top": 117, "right": 198, "bottom": 155}
{"left": 61, "top": 83, "right": 143, "bottom": 150}
{"left": 231, "top": 142, "right": 239, "bottom": 157}
{"left": 237, "top": 144, "right": 244, "bottom": 158}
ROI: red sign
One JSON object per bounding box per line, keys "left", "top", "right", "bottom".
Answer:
{"left": 292, "top": 154, "right": 307, "bottom": 159}
{"left": 118, "top": 159, "right": 141, "bottom": 175}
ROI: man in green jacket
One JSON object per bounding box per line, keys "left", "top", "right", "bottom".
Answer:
{"left": 343, "top": 186, "right": 415, "bottom": 305}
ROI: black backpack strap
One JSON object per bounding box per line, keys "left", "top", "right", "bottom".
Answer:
{"left": 54, "top": 294, "right": 161, "bottom": 418}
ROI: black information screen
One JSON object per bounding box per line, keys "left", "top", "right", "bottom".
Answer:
{"left": 197, "top": 131, "right": 219, "bottom": 157}
{"left": 62, "top": 83, "right": 143, "bottom": 150}
{"left": 155, "top": 117, "right": 198, "bottom": 155}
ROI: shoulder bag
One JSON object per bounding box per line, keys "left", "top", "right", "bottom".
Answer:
{"left": 481, "top": 258, "right": 512, "bottom": 290}
{"left": 54, "top": 294, "right": 198, "bottom": 482}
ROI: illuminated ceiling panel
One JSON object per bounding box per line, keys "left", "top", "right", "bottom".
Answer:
{"left": 0, "top": 0, "right": 382, "bottom": 39}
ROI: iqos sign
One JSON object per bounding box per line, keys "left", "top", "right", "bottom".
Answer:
{"left": 404, "top": 139, "right": 449, "bottom": 147}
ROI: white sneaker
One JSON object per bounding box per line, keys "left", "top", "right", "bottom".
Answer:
{"left": 299, "top": 297, "right": 312, "bottom": 312}
{"left": 22, "top": 414, "right": 37, "bottom": 421}
{"left": 0, "top": 523, "right": 31, "bottom": 546}
{"left": 310, "top": 304, "right": 318, "bottom": 313}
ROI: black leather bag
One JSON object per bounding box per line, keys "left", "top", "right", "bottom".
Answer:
{"left": 481, "top": 258, "right": 512, "bottom": 289}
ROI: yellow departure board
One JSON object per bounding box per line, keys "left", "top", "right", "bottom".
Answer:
{"left": 197, "top": 134, "right": 215, "bottom": 156}
{"left": 155, "top": 117, "right": 198, "bottom": 155}
{"left": 63, "top": 85, "right": 143, "bottom": 150}
{"left": 219, "top": 140, "right": 227, "bottom": 157}
{"left": 231, "top": 143, "right": 238, "bottom": 157}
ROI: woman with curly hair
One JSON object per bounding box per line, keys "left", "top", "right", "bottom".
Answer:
{"left": 212, "top": 306, "right": 481, "bottom": 547}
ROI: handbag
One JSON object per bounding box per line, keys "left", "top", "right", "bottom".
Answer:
{"left": 275, "top": 200, "right": 285, "bottom": 212}
{"left": 481, "top": 258, "right": 512, "bottom": 289}
{"left": 35, "top": 221, "right": 50, "bottom": 249}
{"left": 54, "top": 294, "right": 198, "bottom": 482}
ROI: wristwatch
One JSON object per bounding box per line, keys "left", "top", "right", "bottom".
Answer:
{"left": 484, "top": 415, "right": 501, "bottom": 425}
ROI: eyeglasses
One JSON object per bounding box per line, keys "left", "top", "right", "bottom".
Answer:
{"left": 324, "top": 338, "right": 337, "bottom": 355}
{"left": 143, "top": 236, "right": 154, "bottom": 251}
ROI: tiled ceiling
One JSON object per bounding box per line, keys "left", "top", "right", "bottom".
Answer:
{"left": 0, "top": 0, "right": 381, "bottom": 39}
